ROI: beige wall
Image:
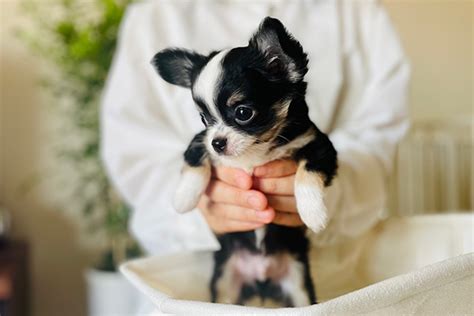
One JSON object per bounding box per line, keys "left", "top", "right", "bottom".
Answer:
{"left": 0, "top": 1, "right": 472, "bottom": 316}
{"left": 383, "top": 0, "right": 473, "bottom": 121}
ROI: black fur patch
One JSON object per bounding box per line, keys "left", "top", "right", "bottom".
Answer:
{"left": 294, "top": 128, "right": 338, "bottom": 186}
{"left": 183, "top": 130, "right": 209, "bottom": 167}
{"left": 193, "top": 16, "right": 310, "bottom": 139}
{"left": 210, "top": 225, "right": 316, "bottom": 306}
{"left": 249, "top": 17, "right": 308, "bottom": 82}
{"left": 210, "top": 231, "right": 257, "bottom": 303}
{"left": 151, "top": 48, "right": 209, "bottom": 88}
{"left": 236, "top": 281, "right": 295, "bottom": 307}
{"left": 193, "top": 97, "right": 216, "bottom": 126}
{"left": 271, "top": 97, "right": 312, "bottom": 147}
{"left": 215, "top": 48, "right": 289, "bottom": 135}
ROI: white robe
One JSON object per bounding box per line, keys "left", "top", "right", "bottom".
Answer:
{"left": 101, "top": 0, "right": 410, "bottom": 256}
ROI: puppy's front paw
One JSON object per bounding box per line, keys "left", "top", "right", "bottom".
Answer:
{"left": 294, "top": 164, "right": 328, "bottom": 233}
{"left": 173, "top": 164, "right": 211, "bottom": 213}
{"left": 295, "top": 184, "right": 328, "bottom": 233}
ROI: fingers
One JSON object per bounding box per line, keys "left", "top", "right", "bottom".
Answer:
{"left": 267, "top": 195, "right": 300, "bottom": 228}
{"left": 212, "top": 166, "right": 252, "bottom": 190}
{"left": 198, "top": 197, "right": 275, "bottom": 234}
{"left": 201, "top": 160, "right": 303, "bottom": 232}
{"left": 206, "top": 179, "right": 268, "bottom": 211}
{"left": 267, "top": 195, "right": 297, "bottom": 213}
{"left": 208, "top": 217, "right": 265, "bottom": 234}
{"left": 253, "top": 175, "right": 295, "bottom": 195}
{"left": 207, "top": 202, "right": 275, "bottom": 224}
{"left": 254, "top": 159, "right": 297, "bottom": 178}
{"left": 272, "top": 211, "right": 304, "bottom": 227}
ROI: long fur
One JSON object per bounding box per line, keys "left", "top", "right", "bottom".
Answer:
{"left": 151, "top": 17, "right": 337, "bottom": 307}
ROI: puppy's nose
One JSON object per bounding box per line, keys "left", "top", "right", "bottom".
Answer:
{"left": 212, "top": 138, "right": 227, "bottom": 154}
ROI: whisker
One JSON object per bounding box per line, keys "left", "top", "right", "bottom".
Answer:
{"left": 277, "top": 134, "right": 290, "bottom": 144}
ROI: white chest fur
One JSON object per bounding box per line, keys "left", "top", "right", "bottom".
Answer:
{"left": 211, "top": 129, "right": 315, "bottom": 174}
{"left": 215, "top": 249, "right": 311, "bottom": 306}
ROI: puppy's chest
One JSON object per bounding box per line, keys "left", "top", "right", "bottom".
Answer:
{"left": 228, "top": 250, "right": 293, "bottom": 283}
{"left": 213, "top": 147, "right": 290, "bottom": 173}
{"left": 211, "top": 134, "right": 313, "bottom": 173}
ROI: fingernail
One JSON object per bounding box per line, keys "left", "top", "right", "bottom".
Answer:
{"left": 247, "top": 195, "right": 262, "bottom": 209}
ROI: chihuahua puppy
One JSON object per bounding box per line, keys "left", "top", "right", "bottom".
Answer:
{"left": 151, "top": 17, "right": 337, "bottom": 307}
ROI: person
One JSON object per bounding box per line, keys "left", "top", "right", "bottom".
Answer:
{"left": 102, "top": 0, "right": 409, "bottom": 260}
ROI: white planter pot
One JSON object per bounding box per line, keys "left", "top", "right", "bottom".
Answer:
{"left": 85, "top": 269, "right": 139, "bottom": 316}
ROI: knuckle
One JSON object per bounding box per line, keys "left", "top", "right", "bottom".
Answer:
{"left": 231, "top": 189, "right": 240, "bottom": 203}
{"left": 235, "top": 190, "right": 247, "bottom": 205}
{"left": 223, "top": 206, "right": 237, "bottom": 220}
{"left": 273, "top": 212, "right": 283, "bottom": 223}
{"left": 287, "top": 216, "right": 298, "bottom": 226}
{"left": 212, "top": 182, "right": 229, "bottom": 201}
{"left": 237, "top": 208, "right": 249, "bottom": 221}
{"left": 287, "top": 199, "right": 297, "bottom": 212}
{"left": 220, "top": 223, "right": 230, "bottom": 233}
{"left": 215, "top": 167, "right": 229, "bottom": 182}
{"left": 267, "top": 196, "right": 277, "bottom": 208}
{"left": 266, "top": 179, "right": 278, "bottom": 193}
{"left": 207, "top": 202, "right": 217, "bottom": 215}
{"left": 246, "top": 209, "right": 258, "bottom": 221}
{"left": 206, "top": 180, "right": 218, "bottom": 196}
{"left": 288, "top": 160, "right": 297, "bottom": 170}
{"left": 221, "top": 168, "right": 234, "bottom": 182}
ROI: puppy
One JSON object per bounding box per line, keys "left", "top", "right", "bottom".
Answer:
{"left": 151, "top": 17, "right": 337, "bottom": 307}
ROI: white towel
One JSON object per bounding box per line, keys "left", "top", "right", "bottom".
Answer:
{"left": 121, "top": 214, "right": 474, "bottom": 315}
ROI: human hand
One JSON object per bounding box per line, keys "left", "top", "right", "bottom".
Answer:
{"left": 253, "top": 160, "right": 304, "bottom": 227}
{"left": 198, "top": 166, "right": 275, "bottom": 234}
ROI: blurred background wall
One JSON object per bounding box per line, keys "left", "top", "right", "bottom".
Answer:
{"left": 1, "top": 1, "right": 96, "bottom": 316}
{"left": 384, "top": 0, "right": 473, "bottom": 215}
{"left": 0, "top": 1, "right": 472, "bottom": 315}
{"left": 385, "top": 0, "right": 472, "bottom": 121}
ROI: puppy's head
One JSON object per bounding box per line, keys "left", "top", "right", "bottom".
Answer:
{"left": 152, "top": 17, "right": 308, "bottom": 159}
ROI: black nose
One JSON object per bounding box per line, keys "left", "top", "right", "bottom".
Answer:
{"left": 212, "top": 138, "right": 227, "bottom": 153}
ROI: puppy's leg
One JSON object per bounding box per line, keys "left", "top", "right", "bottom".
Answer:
{"left": 210, "top": 241, "right": 232, "bottom": 303}
{"left": 294, "top": 132, "right": 337, "bottom": 233}
{"left": 173, "top": 162, "right": 210, "bottom": 213}
{"left": 213, "top": 255, "right": 243, "bottom": 304}
{"left": 294, "top": 161, "right": 328, "bottom": 232}
{"left": 210, "top": 256, "right": 224, "bottom": 302}
{"left": 174, "top": 131, "right": 211, "bottom": 213}
{"left": 302, "top": 253, "right": 317, "bottom": 304}
{"left": 279, "top": 257, "right": 312, "bottom": 307}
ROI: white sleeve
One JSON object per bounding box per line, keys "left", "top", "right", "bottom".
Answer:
{"left": 100, "top": 5, "right": 219, "bottom": 255}
{"left": 312, "top": 2, "right": 410, "bottom": 246}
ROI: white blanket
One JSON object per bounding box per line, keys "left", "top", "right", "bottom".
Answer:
{"left": 121, "top": 214, "right": 474, "bottom": 315}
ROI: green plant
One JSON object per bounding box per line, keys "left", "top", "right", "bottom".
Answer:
{"left": 20, "top": 0, "right": 140, "bottom": 271}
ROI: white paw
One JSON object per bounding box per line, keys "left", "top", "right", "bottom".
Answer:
{"left": 173, "top": 164, "right": 210, "bottom": 213}
{"left": 294, "top": 164, "right": 328, "bottom": 233}
{"left": 295, "top": 185, "right": 328, "bottom": 233}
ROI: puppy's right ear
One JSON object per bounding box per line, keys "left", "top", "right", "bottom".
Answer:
{"left": 249, "top": 17, "right": 308, "bottom": 83}
{"left": 151, "top": 48, "right": 207, "bottom": 88}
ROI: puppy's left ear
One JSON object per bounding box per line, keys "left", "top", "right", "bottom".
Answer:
{"left": 151, "top": 48, "right": 207, "bottom": 88}
{"left": 249, "top": 17, "right": 308, "bottom": 82}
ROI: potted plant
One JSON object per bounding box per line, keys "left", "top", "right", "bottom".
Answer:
{"left": 20, "top": 0, "right": 141, "bottom": 314}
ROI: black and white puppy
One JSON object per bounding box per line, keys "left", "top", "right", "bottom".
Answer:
{"left": 151, "top": 17, "right": 337, "bottom": 307}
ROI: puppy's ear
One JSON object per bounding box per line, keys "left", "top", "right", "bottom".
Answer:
{"left": 151, "top": 48, "right": 207, "bottom": 88}
{"left": 249, "top": 17, "right": 308, "bottom": 82}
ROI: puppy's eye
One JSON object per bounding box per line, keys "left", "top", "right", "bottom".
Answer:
{"left": 200, "top": 113, "right": 208, "bottom": 126}
{"left": 234, "top": 105, "right": 255, "bottom": 125}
